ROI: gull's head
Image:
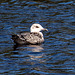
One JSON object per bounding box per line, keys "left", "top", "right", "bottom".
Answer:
{"left": 30, "top": 23, "right": 48, "bottom": 32}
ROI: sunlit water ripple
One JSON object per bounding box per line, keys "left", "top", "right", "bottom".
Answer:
{"left": 0, "top": 0, "right": 75, "bottom": 75}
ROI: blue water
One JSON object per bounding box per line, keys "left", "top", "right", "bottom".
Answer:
{"left": 0, "top": 0, "right": 75, "bottom": 75}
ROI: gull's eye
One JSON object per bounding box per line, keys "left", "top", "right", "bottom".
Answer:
{"left": 36, "top": 26, "right": 39, "bottom": 28}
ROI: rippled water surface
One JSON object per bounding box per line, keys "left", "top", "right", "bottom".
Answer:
{"left": 0, "top": 0, "right": 75, "bottom": 75}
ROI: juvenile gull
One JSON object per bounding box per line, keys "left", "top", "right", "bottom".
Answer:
{"left": 12, "top": 23, "right": 48, "bottom": 45}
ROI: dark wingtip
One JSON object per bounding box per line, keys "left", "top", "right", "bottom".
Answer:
{"left": 12, "top": 35, "right": 18, "bottom": 40}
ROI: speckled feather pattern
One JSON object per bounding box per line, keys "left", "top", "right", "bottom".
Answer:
{"left": 12, "top": 32, "right": 44, "bottom": 45}
{"left": 12, "top": 23, "right": 47, "bottom": 45}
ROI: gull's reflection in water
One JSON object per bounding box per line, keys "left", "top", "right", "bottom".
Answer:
{"left": 27, "top": 45, "right": 44, "bottom": 60}
{"left": 13, "top": 44, "right": 44, "bottom": 61}
{"left": 28, "top": 45, "right": 43, "bottom": 52}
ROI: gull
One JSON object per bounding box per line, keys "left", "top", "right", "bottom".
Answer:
{"left": 12, "top": 23, "right": 48, "bottom": 45}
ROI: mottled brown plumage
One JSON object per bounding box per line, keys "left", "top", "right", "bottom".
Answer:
{"left": 12, "top": 23, "right": 48, "bottom": 45}
{"left": 12, "top": 32, "right": 44, "bottom": 45}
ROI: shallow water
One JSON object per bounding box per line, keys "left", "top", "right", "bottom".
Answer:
{"left": 0, "top": 0, "right": 75, "bottom": 75}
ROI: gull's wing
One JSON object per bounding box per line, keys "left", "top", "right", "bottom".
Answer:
{"left": 12, "top": 32, "right": 44, "bottom": 44}
{"left": 20, "top": 32, "right": 44, "bottom": 44}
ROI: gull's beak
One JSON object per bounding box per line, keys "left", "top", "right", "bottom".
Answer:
{"left": 42, "top": 28, "right": 48, "bottom": 31}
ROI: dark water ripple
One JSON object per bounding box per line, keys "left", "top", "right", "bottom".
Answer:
{"left": 0, "top": 0, "right": 75, "bottom": 75}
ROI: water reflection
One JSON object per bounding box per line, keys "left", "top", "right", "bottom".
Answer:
{"left": 28, "top": 45, "right": 44, "bottom": 52}
{"left": 27, "top": 45, "right": 44, "bottom": 60}
{"left": 13, "top": 44, "right": 44, "bottom": 61}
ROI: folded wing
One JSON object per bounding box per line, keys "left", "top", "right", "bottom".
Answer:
{"left": 12, "top": 32, "right": 44, "bottom": 45}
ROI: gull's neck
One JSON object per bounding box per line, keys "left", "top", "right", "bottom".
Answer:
{"left": 30, "top": 29, "right": 44, "bottom": 39}
{"left": 32, "top": 31, "right": 44, "bottom": 40}
{"left": 38, "top": 32, "right": 43, "bottom": 37}
{"left": 31, "top": 31, "right": 43, "bottom": 36}
{"left": 39, "top": 32, "right": 44, "bottom": 40}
